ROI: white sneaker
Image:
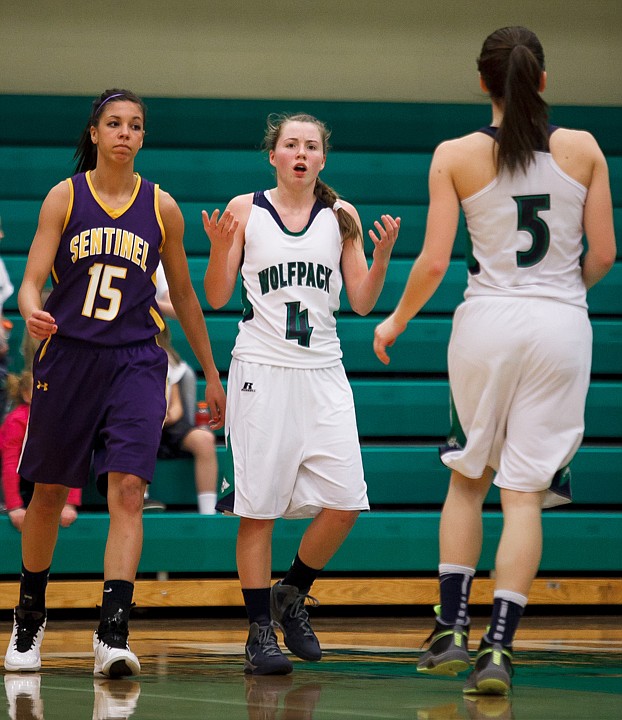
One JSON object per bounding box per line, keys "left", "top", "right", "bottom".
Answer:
{"left": 4, "top": 673, "right": 44, "bottom": 720}
{"left": 4, "top": 608, "right": 46, "bottom": 672}
{"left": 92, "top": 678, "right": 141, "bottom": 720}
{"left": 93, "top": 631, "right": 141, "bottom": 678}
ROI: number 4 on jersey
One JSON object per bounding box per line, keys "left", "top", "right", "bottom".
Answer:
{"left": 285, "top": 301, "right": 313, "bottom": 347}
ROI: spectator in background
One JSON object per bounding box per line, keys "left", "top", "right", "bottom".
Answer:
{"left": 155, "top": 261, "right": 197, "bottom": 417}
{"left": 157, "top": 321, "right": 218, "bottom": 514}
{"left": 0, "top": 216, "right": 15, "bottom": 420}
{"left": 0, "top": 371, "right": 81, "bottom": 531}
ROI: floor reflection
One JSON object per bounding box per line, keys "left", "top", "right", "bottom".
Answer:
{"left": 1, "top": 616, "right": 620, "bottom": 719}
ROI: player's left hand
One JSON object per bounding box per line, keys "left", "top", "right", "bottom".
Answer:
{"left": 369, "top": 215, "right": 400, "bottom": 263}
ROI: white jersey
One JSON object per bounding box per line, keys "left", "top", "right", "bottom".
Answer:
{"left": 232, "top": 190, "right": 343, "bottom": 368}
{"left": 461, "top": 137, "right": 588, "bottom": 309}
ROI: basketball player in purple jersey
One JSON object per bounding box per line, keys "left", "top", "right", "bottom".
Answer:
{"left": 4, "top": 89, "right": 227, "bottom": 678}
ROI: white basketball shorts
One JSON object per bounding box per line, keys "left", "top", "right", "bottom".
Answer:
{"left": 440, "top": 296, "right": 592, "bottom": 507}
{"left": 225, "top": 358, "right": 368, "bottom": 519}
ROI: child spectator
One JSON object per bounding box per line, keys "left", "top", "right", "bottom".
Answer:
{"left": 0, "top": 371, "right": 81, "bottom": 531}
{"left": 0, "top": 216, "right": 15, "bottom": 420}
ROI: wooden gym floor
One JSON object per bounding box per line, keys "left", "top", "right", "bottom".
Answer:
{"left": 0, "top": 613, "right": 620, "bottom": 719}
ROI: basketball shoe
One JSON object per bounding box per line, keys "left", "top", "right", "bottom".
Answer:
{"left": 244, "top": 622, "right": 293, "bottom": 675}
{"left": 4, "top": 607, "right": 47, "bottom": 672}
{"left": 93, "top": 608, "right": 140, "bottom": 678}
{"left": 417, "top": 608, "right": 470, "bottom": 676}
{"left": 4, "top": 673, "right": 44, "bottom": 720}
{"left": 463, "top": 638, "right": 513, "bottom": 696}
{"left": 92, "top": 678, "right": 141, "bottom": 720}
{"left": 270, "top": 581, "right": 321, "bottom": 661}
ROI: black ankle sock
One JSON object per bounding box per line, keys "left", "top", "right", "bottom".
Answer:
{"left": 439, "top": 571, "right": 473, "bottom": 626}
{"left": 19, "top": 564, "right": 50, "bottom": 614}
{"left": 242, "top": 588, "right": 271, "bottom": 626}
{"left": 486, "top": 597, "right": 524, "bottom": 647}
{"left": 100, "top": 580, "right": 134, "bottom": 621}
{"left": 282, "top": 554, "right": 322, "bottom": 593}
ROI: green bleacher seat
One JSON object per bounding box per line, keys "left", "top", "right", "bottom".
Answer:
{"left": 2, "top": 95, "right": 621, "bottom": 154}
{"left": 3, "top": 146, "right": 621, "bottom": 207}
{"left": 1, "top": 510, "right": 620, "bottom": 575}
{"left": 79, "top": 444, "right": 622, "bottom": 509}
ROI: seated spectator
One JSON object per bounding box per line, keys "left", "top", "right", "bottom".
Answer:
{"left": 157, "top": 322, "right": 218, "bottom": 514}
{"left": 0, "top": 215, "right": 14, "bottom": 422}
{"left": 0, "top": 371, "right": 81, "bottom": 530}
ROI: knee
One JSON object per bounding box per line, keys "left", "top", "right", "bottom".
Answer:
{"left": 326, "top": 509, "right": 359, "bottom": 531}
{"left": 185, "top": 429, "right": 216, "bottom": 457}
{"left": 30, "top": 484, "right": 70, "bottom": 517}
{"left": 109, "top": 474, "right": 145, "bottom": 515}
{"left": 238, "top": 517, "right": 274, "bottom": 539}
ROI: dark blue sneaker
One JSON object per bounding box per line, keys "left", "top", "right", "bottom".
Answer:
{"left": 244, "top": 623, "right": 293, "bottom": 676}
{"left": 270, "top": 581, "right": 321, "bottom": 662}
{"left": 463, "top": 638, "right": 513, "bottom": 695}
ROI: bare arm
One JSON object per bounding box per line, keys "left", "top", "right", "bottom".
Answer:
{"left": 203, "top": 195, "right": 249, "bottom": 308}
{"left": 340, "top": 202, "right": 400, "bottom": 316}
{"left": 373, "top": 143, "right": 459, "bottom": 364}
{"left": 159, "top": 190, "right": 226, "bottom": 429}
{"left": 18, "top": 181, "right": 70, "bottom": 339}
{"left": 581, "top": 137, "right": 616, "bottom": 289}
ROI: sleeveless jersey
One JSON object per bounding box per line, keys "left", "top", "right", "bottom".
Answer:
{"left": 232, "top": 190, "right": 343, "bottom": 368}
{"left": 45, "top": 171, "right": 165, "bottom": 344}
{"left": 461, "top": 128, "right": 588, "bottom": 309}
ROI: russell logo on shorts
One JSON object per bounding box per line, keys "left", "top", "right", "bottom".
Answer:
{"left": 241, "top": 382, "right": 255, "bottom": 392}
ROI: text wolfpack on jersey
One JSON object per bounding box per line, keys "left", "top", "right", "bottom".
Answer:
{"left": 258, "top": 261, "right": 333, "bottom": 295}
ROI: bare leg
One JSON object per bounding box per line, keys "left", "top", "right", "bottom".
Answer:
{"left": 297, "top": 509, "right": 359, "bottom": 569}
{"left": 181, "top": 428, "right": 218, "bottom": 494}
{"left": 22, "top": 484, "right": 70, "bottom": 572}
{"left": 439, "top": 468, "right": 494, "bottom": 568}
{"left": 237, "top": 517, "right": 275, "bottom": 588}
{"left": 104, "top": 472, "right": 146, "bottom": 582}
{"left": 495, "top": 488, "right": 544, "bottom": 596}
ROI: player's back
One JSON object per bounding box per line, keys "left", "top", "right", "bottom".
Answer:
{"left": 461, "top": 148, "right": 587, "bottom": 308}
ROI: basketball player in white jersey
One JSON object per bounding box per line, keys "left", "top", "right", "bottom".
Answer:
{"left": 374, "top": 26, "right": 615, "bottom": 695}
{"left": 203, "top": 112, "right": 400, "bottom": 675}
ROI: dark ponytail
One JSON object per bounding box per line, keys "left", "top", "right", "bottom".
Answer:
{"left": 477, "top": 27, "right": 548, "bottom": 174}
{"left": 74, "top": 88, "right": 147, "bottom": 174}
{"left": 262, "top": 112, "right": 362, "bottom": 246}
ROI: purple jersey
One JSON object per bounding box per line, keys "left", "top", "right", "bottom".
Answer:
{"left": 44, "top": 171, "right": 165, "bottom": 345}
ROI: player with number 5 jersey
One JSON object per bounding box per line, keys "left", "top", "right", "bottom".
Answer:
{"left": 5, "top": 89, "right": 225, "bottom": 679}
{"left": 374, "top": 27, "right": 616, "bottom": 695}
{"left": 203, "top": 112, "right": 400, "bottom": 675}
